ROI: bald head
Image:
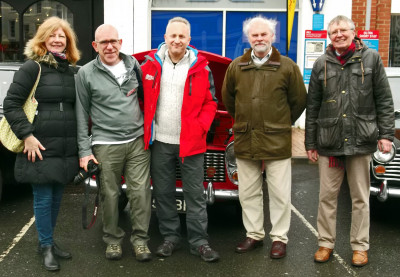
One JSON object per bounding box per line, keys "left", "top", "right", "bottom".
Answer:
{"left": 95, "top": 24, "right": 119, "bottom": 41}
{"left": 92, "top": 23, "right": 122, "bottom": 66}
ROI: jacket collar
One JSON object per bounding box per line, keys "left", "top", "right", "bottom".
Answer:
{"left": 238, "top": 46, "right": 281, "bottom": 68}
{"left": 25, "top": 48, "right": 59, "bottom": 68}
{"left": 155, "top": 42, "right": 200, "bottom": 69}
{"left": 325, "top": 36, "right": 366, "bottom": 61}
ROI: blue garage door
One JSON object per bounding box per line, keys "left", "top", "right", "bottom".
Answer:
{"left": 151, "top": 11, "right": 223, "bottom": 55}
{"left": 151, "top": 10, "right": 298, "bottom": 61}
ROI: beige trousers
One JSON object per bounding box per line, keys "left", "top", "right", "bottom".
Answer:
{"left": 237, "top": 157, "right": 292, "bottom": 243}
{"left": 317, "top": 154, "right": 371, "bottom": 251}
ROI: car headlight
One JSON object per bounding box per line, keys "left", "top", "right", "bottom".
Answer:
{"left": 225, "top": 141, "right": 238, "bottom": 185}
{"left": 225, "top": 141, "right": 236, "bottom": 167}
{"left": 372, "top": 143, "right": 396, "bottom": 164}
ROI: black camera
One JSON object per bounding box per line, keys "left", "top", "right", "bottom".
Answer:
{"left": 74, "top": 159, "right": 99, "bottom": 185}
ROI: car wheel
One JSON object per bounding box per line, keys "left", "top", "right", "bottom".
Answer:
{"left": 118, "top": 188, "right": 129, "bottom": 212}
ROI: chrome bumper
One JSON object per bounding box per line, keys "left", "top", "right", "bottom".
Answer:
{"left": 88, "top": 179, "right": 238, "bottom": 205}
{"left": 175, "top": 182, "right": 239, "bottom": 205}
{"left": 370, "top": 179, "right": 400, "bottom": 202}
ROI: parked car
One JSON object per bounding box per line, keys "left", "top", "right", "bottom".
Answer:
{"left": 0, "top": 63, "right": 23, "bottom": 201}
{"left": 370, "top": 67, "right": 400, "bottom": 202}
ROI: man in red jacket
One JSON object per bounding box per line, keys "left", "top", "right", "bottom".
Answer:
{"left": 141, "top": 16, "right": 219, "bottom": 262}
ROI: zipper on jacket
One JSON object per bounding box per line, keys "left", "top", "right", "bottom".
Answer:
{"left": 189, "top": 75, "right": 192, "bottom": 96}
{"left": 152, "top": 70, "right": 158, "bottom": 88}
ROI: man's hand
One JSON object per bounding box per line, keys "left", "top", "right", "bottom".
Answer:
{"left": 23, "top": 135, "right": 46, "bottom": 162}
{"left": 307, "top": 149, "right": 319, "bottom": 162}
{"left": 378, "top": 139, "right": 392, "bottom": 154}
{"left": 79, "top": 155, "right": 98, "bottom": 172}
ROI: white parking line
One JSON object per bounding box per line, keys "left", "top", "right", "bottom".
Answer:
{"left": 291, "top": 204, "right": 358, "bottom": 277}
{"left": 0, "top": 216, "right": 35, "bottom": 263}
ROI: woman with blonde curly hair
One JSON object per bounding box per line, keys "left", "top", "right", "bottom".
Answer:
{"left": 3, "top": 16, "right": 80, "bottom": 271}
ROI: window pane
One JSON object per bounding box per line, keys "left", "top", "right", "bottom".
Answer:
{"left": 0, "top": 1, "right": 20, "bottom": 61}
{"left": 151, "top": 11, "right": 223, "bottom": 55}
{"left": 23, "top": 1, "right": 74, "bottom": 47}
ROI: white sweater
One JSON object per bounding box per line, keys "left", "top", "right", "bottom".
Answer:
{"left": 155, "top": 50, "right": 190, "bottom": 144}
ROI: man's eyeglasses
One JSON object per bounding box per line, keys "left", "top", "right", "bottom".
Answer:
{"left": 330, "top": 29, "right": 352, "bottom": 37}
{"left": 96, "top": 39, "right": 120, "bottom": 47}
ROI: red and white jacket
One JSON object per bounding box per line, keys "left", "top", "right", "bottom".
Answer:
{"left": 141, "top": 43, "right": 217, "bottom": 158}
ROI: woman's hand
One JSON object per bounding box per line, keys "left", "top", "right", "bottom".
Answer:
{"left": 23, "top": 135, "right": 46, "bottom": 162}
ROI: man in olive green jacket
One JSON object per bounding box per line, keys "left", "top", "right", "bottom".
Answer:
{"left": 222, "top": 15, "right": 306, "bottom": 259}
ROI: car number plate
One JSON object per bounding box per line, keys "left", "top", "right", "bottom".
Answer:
{"left": 152, "top": 198, "right": 186, "bottom": 212}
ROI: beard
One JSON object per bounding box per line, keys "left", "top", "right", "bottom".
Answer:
{"left": 253, "top": 43, "right": 271, "bottom": 55}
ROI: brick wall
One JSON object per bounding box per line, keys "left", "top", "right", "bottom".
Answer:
{"left": 352, "top": 0, "right": 392, "bottom": 66}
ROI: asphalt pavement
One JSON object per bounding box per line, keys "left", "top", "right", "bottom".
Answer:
{"left": 0, "top": 159, "right": 399, "bottom": 277}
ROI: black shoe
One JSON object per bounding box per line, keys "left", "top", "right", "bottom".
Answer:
{"left": 53, "top": 243, "right": 72, "bottom": 259}
{"left": 156, "top": 240, "right": 180, "bottom": 257}
{"left": 41, "top": 246, "right": 60, "bottom": 271}
{"left": 38, "top": 243, "right": 72, "bottom": 259}
{"left": 190, "top": 244, "right": 220, "bottom": 262}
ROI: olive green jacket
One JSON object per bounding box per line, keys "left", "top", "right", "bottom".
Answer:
{"left": 222, "top": 47, "right": 307, "bottom": 160}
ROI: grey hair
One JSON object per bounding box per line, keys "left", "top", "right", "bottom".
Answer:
{"left": 327, "top": 15, "right": 355, "bottom": 35}
{"left": 166, "top": 16, "right": 191, "bottom": 36}
{"left": 243, "top": 15, "right": 277, "bottom": 43}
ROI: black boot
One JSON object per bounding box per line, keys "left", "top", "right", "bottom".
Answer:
{"left": 53, "top": 243, "right": 72, "bottom": 259}
{"left": 38, "top": 243, "right": 72, "bottom": 259}
{"left": 42, "top": 246, "right": 60, "bottom": 271}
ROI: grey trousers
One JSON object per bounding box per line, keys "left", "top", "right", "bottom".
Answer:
{"left": 151, "top": 140, "right": 209, "bottom": 248}
{"left": 93, "top": 137, "right": 151, "bottom": 246}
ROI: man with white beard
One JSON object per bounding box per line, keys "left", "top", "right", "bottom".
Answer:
{"left": 222, "top": 15, "right": 307, "bottom": 259}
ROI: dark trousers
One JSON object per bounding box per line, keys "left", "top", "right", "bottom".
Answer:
{"left": 151, "top": 140, "right": 209, "bottom": 248}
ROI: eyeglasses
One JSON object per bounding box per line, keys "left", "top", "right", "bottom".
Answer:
{"left": 330, "top": 29, "right": 352, "bottom": 37}
{"left": 96, "top": 39, "right": 120, "bottom": 47}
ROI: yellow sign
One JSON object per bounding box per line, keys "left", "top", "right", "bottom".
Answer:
{"left": 287, "top": 0, "right": 297, "bottom": 50}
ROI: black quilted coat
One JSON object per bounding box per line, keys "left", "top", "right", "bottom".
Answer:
{"left": 3, "top": 52, "right": 79, "bottom": 185}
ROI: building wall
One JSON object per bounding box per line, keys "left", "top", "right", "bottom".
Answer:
{"left": 352, "top": 0, "right": 392, "bottom": 66}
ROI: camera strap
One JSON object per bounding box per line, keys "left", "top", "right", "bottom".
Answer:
{"left": 82, "top": 174, "right": 100, "bottom": 230}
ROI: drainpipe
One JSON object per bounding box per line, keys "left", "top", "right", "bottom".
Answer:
{"left": 365, "top": 0, "right": 371, "bottom": 30}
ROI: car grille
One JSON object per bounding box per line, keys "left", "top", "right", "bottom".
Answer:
{"left": 372, "top": 153, "right": 400, "bottom": 181}
{"left": 176, "top": 151, "right": 226, "bottom": 182}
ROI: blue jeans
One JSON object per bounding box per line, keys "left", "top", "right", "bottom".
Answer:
{"left": 32, "top": 183, "right": 65, "bottom": 247}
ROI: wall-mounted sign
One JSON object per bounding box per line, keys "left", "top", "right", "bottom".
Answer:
{"left": 303, "top": 30, "right": 327, "bottom": 84}
{"left": 357, "top": 30, "right": 379, "bottom": 52}
{"left": 312, "top": 13, "right": 324, "bottom": 30}
{"left": 310, "top": 0, "right": 325, "bottom": 12}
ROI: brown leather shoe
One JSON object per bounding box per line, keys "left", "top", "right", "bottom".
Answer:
{"left": 314, "top": 247, "right": 333, "bottom": 263}
{"left": 270, "top": 241, "right": 286, "bottom": 259}
{"left": 235, "top": 237, "right": 263, "bottom": 253}
{"left": 352, "top": 250, "right": 368, "bottom": 267}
